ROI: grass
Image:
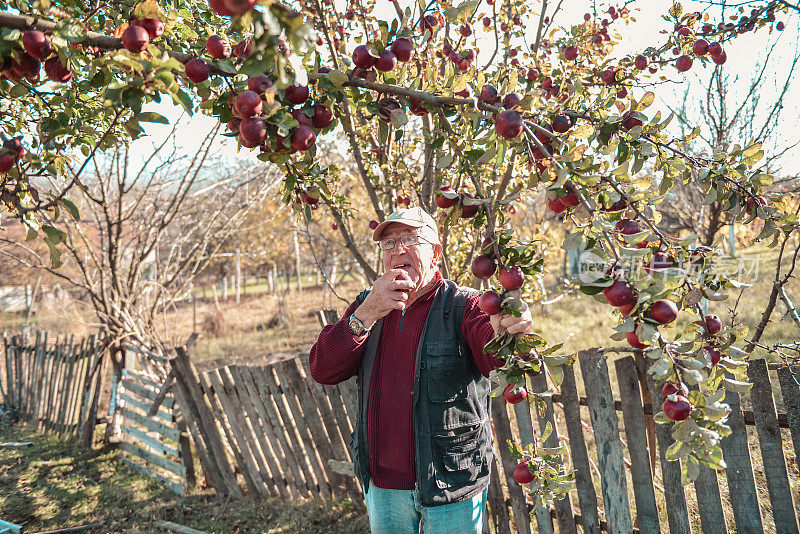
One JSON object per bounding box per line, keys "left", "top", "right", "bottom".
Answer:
{"left": 0, "top": 426, "right": 369, "bottom": 533}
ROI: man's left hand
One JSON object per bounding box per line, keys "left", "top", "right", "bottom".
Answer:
{"left": 489, "top": 290, "right": 534, "bottom": 336}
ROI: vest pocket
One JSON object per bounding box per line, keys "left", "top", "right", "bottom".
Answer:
{"left": 426, "top": 342, "right": 468, "bottom": 403}
{"left": 432, "top": 423, "right": 489, "bottom": 489}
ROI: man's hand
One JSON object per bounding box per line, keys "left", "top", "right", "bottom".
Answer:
{"left": 489, "top": 290, "right": 534, "bottom": 336}
{"left": 354, "top": 269, "right": 416, "bottom": 328}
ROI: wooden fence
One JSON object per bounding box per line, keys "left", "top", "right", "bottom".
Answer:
{"left": 167, "top": 333, "right": 800, "bottom": 532}
{"left": 0, "top": 331, "right": 104, "bottom": 444}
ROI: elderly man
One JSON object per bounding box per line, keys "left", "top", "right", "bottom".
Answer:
{"left": 309, "top": 206, "right": 533, "bottom": 533}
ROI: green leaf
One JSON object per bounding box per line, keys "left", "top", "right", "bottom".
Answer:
{"left": 327, "top": 70, "right": 350, "bottom": 89}
{"left": 133, "top": 112, "right": 169, "bottom": 124}
{"left": 59, "top": 199, "right": 80, "bottom": 220}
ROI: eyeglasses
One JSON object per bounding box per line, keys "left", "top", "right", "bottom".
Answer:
{"left": 378, "top": 233, "right": 432, "bottom": 251}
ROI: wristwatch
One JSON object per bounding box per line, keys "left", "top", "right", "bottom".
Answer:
{"left": 349, "top": 313, "right": 369, "bottom": 337}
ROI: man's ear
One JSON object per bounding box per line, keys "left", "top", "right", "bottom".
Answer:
{"left": 432, "top": 243, "right": 443, "bottom": 267}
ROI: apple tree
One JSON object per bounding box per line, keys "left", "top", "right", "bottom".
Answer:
{"left": 0, "top": 0, "right": 798, "bottom": 509}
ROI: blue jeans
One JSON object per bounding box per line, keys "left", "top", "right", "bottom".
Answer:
{"left": 362, "top": 480, "right": 488, "bottom": 533}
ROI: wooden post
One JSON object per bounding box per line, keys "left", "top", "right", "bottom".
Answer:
{"left": 294, "top": 229, "right": 303, "bottom": 295}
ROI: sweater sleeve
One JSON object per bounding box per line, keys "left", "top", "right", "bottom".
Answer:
{"left": 309, "top": 299, "right": 369, "bottom": 385}
{"left": 462, "top": 295, "right": 505, "bottom": 378}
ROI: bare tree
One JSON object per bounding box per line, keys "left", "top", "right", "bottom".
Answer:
{"left": 658, "top": 27, "right": 800, "bottom": 245}
{"left": 0, "top": 118, "right": 280, "bottom": 437}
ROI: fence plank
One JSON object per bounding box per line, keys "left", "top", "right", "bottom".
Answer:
{"left": 491, "top": 395, "right": 532, "bottom": 534}
{"left": 121, "top": 458, "right": 185, "bottom": 496}
{"left": 693, "top": 466, "right": 727, "bottom": 534}
{"left": 119, "top": 393, "right": 173, "bottom": 424}
{"left": 578, "top": 349, "right": 633, "bottom": 534}
{"left": 121, "top": 378, "right": 176, "bottom": 409}
{"left": 232, "top": 365, "right": 307, "bottom": 498}
{"left": 529, "top": 372, "right": 576, "bottom": 534}
{"left": 56, "top": 342, "right": 78, "bottom": 435}
{"left": 280, "top": 359, "right": 354, "bottom": 500}
{"left": 614, "top": 357, "right": 661, "bottom": 533}
{"left": 119, "top": 440, "right": 187, "bottom": 477}
{"left": 645, "top": 373, "right": 691, "bottom": 534}
{"left": 81, "top": 339, "right": 105, "bottom": 447}
{"left": 218, "top": 366, "right": 290, "bottom": 498}
{"left": 776, "top": 366, "right": 800, "bottom": 458}
{"left": 747, "top": 358, "right": 799, "bottom": 532}
{"left": 273, "top": 361, "right": 334, "bottom": 500}
{"left": 203, "top": 369, "right": 266, "bottom": 497}
{"left": 122, "top": 424, "right": 181, "bottom": 457}
{"left": 120, "top": 406, "right": 181, "bottom": 441}
{"left": 256, "top": 366, "right": 319, "bottom": 497}
{"left": 559, "top": 363, "right": 600, "bottom": 534}
{"left": 487, "top": 453, "right": 511, "bottom": 534}
{"left": 63, "top": 341, "right": 87, "bottom": 436}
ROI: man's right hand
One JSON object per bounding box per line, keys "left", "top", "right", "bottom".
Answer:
{"left": 354, "top": 269, "right": 416, "bottom": 329}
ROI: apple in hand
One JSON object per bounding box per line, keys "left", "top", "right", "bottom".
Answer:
{"left": 499, "top": 266, "right": 524, "bottom": 290}
{"left": 479, "top": 291, "right": 502, "bottom": 315}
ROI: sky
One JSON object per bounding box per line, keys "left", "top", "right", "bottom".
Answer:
{"left": 128, "top": 0, "right": 800, "bottom": 177}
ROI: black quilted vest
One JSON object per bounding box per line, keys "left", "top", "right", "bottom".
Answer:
{"left": 350, "top": 279, "right": 494, "bottom": 506}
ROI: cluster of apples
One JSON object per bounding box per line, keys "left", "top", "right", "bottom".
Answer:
{"left": 351, "top": 38, "right": 414, "bottom": 80}
{"left": 120, "top": 16, "right": 165, "bottom": 53}
{"left": 0, "top": 138, "right": 24, "bottom": 174}
{"left": 434, "top": 186, "right": 480, "bottom": 218}
{"left": 0, "top": 30, "right": 72, "bottom": 83}
{"left": 546, "top": 188, "right": 580, "bottom": 214}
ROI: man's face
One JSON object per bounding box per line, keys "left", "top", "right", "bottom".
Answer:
{"left": 380, "top": 223, "right": 441, "bottom": 289}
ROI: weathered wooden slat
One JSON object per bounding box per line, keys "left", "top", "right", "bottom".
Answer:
{"left": 171, "top": 347, "right": 241, "bottom": 497}
{"left": 121, "top": 458, "right": 185, "bottom": 496}
{"left": 491, "top": 395, "right": 532, "bottom": 534}
{"left": 273, "top": 362, "right": 333, "bottom": 499}
{"left": 559, "top": 363, "right": 600, "bottom": 534}
{"left": 122, "top": 368, "right": 170, "bottom": 391}
{"left": 149, "top": 371, "right": 176, "bottom": 416}
{"left": 529, "top": 372, "right": 576, "bottom": 534}
{"left": 119, "top": 392, "right": 173, "bottom": 423}
{"left": 255, "top": 365, "right": 317, "bottom": 497}
{"left": 205, "top": 369, "right": 270, "bottom": 497}
{"left": 121, "top": 378, "right": 176, "bottom": 409}
{"left": 512, "top": 398, "right": 551, "bottom": 534}
{"left": 120, "top": 440, "right": 187, "bottom": 477}
{"left": 56, "top": 343, "right": 79, "bottom": 434}
{"left": 747, "top": 358, "right": 799, "bottom": 532}
{"left": 777, "top": 366, "right": 800, "bottom": 458}
{"left": 174, "top": 413, "right": 195, "bottom": 488}
{"left": 487, "top": 452, "right": 512, "bottom": 534}
{"left": 32, "top": 334, "right": 46, "bottom": 428}
{"left": 336, "top": 377, "right": 358, "bottom": 426}
{"left": 44, "top": 339, "right": 63, "bottom": 430}
{"left": 81, "top": 340, "right": 105, "bottom": 447}
{"left": 52, "top": 337, "right": 70, "bottom": 431}
{"left": 614, "top": 357, "right": 661, "bottom": 533}
{"left": 120, "top": 406, "right": 181, "bottom": 442}
{"left": 122, "top": 424, "right": 180, "bottom": 457}
{"left": 278, "top": 359, "right": 346, "bottom": 499}
{"left": 578, "top": 349, "right": 633, "bottom": 534}
{"left": 693, "top": 466, "right": 727, "bottom": 534}
{"left": 645, "top": 373, "right": 691, "bottom": 534}
{"left": 230, "top": 365, "right": 305, "bottom": 499}
{"left": 63, "top": 342, "right": 87, "bottom": 436}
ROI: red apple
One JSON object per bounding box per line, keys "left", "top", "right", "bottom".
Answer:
{"left": 0, "top": 154, "right": 14, "bottom": 172}
{"left": 692, "top": 39, "right": 709, "bottom": 56}
{"left": 239, "top": 117, "right": 267, "bottom": 144}
{"left": 409, "top": 97, "right": 428, "bottom": 116}
{"left": 312, "top": 104, "right": 334, "bottom": 128}
{"left": 285, "top": 84, "right": 309, "bottom": 105}
{"left": 634, "top": 55, "right": 648, "bottom": 70}
{"left": 291, "top": 125, "right": 316, "bottom": 151}
{"left": 3, "top": 138, "right": 24, "bottom": 159}
{"left": 603, "top": 279, "right": 636, "bottom": 306}
{"left": 626, "top": 330, "right": 649, "bottom": 349}
{"left": 331, "top": 223, "right": 339, "bottom": 230}
{"left": 705, "top": 345, "right": 722, "bottom": 366}
{"left": 207, "top": 35, "right": 232, "bottom": 59}
{"left": 368, "top": 220, "right": 379, "bottom": 230}
{"left": 502, "top": 92, "right": 522, "bottom": 109}
{"left": 704, "top": 314, "right": 722, "bottom": 334}
{"left": 479, "top": 85, "right": 500, "bottom": 104}
{"left": 460, "top": 194, "right": 479, "bottom": 218}
{"left": 513, "top": 461, "right": 535, "bottom": 484}
{"left": 435, "top": 187, "right": 458, "bottom": 209}
{"left": 22, "top": 31, "right": 51, "bottom": 60}
{"left": 615, "top": 218, "right": 641, "bottom": 236}
{"left": 234, "top": 38, "right": 253, "bottom": 59}
{"left": 564, "top": 46, "right": 578, "bottom": 60}
{"left": 138, "top": 18, "right": 164, "bottom": 39}
{"left": 375, "top": 50, "right": 397, "bottom": 72}
{"left": 547, "top": 197, "right": 566, "bottom": 214}
{"left": 663, "top": 395, "right": 692, "bottom": 421}
{"left": 619, "top": 303, "right": 636, "bottom": 316}
{"left": 352, "top": 45, "right": 377, "bottom": 69}
{"left": 185, "top": 58, "right": 210, "bottom": 83}
{"left": 390, "top": 38, "right": 414, "bottom": 62}
{"left": 377, "top": 98, "right": 401, "bottom": 123}
{"left": 560, "top": 191, "right": 579, "bottom": 207}
{"left": 460, "top": 24, "right": 472, "bottom": 37}
{"left": 676, "top": 54, "right": 693, "bottom": 72}
{"left": 649, "top": 299, "right": 678, "bottom": 324}
{"left": 621, "top": 111, "right": 643, "bottom": 130}
{"left": 122, "top": 25, "right": 149, "bottom": 52}
{"left": 552, "top": 114, "right": 572, "bottom": 133}
{"left": 479, "top": 291, "right": 502, "bottom": 315}
{"left": 44, "top": 57, "right": 71, "bottom": 83}
{"left": 661, "top": 382, "right": 688, "bottom": 398}
{"left": 708, "top": 42, "right": 723, "bottom": 57}
{"left": 226, "top": 117, "right": 241, "bottom": 132}
{"left": 644, "top": 252, "right": 673, "bottom": 275}
{"left": 712, "top": 51, "right": 727, "bottom": 65}
{"left": 291, "top": 109, "right": 314, "bottom": 128}
{"left": 503, "top": 384, "right": 527, "bottom": 404}
{"left": 601, "top": 68, "right": 616, "bottom": 84}
{"left": 222, "top": 0, "right": 257, "bottom": 15}
{"left": 495, "top": 110, "right": 523, "bottom": 140}
{"left": 235, "top": 90, "right": 262, "bottom": 117}
{"left": 248, "top": 75, "right": 273, "bottom": 95}
{"left": 499, "top": 266, "right": 524, "bottom": 290}
{"left": 209, "top": 0, "right": 234, "bottom": 16}
{"left": 471, "top": 255, "right": 497, "bottom": 280}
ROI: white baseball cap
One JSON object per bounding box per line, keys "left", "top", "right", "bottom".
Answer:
{"left": 372, "top": 206, "right": 441, "bottom": 245}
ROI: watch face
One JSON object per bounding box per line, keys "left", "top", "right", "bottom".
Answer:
{"left": 349, "top": 314, "right": 365, "bottom": 335}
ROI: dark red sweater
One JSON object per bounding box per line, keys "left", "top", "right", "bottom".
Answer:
{"left": 308, "top": 274, "right": 503, "bottom": 490}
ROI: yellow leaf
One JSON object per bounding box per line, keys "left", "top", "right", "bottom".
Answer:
{"left": 638, "top": 91, "right": 655, "bottom": 109}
